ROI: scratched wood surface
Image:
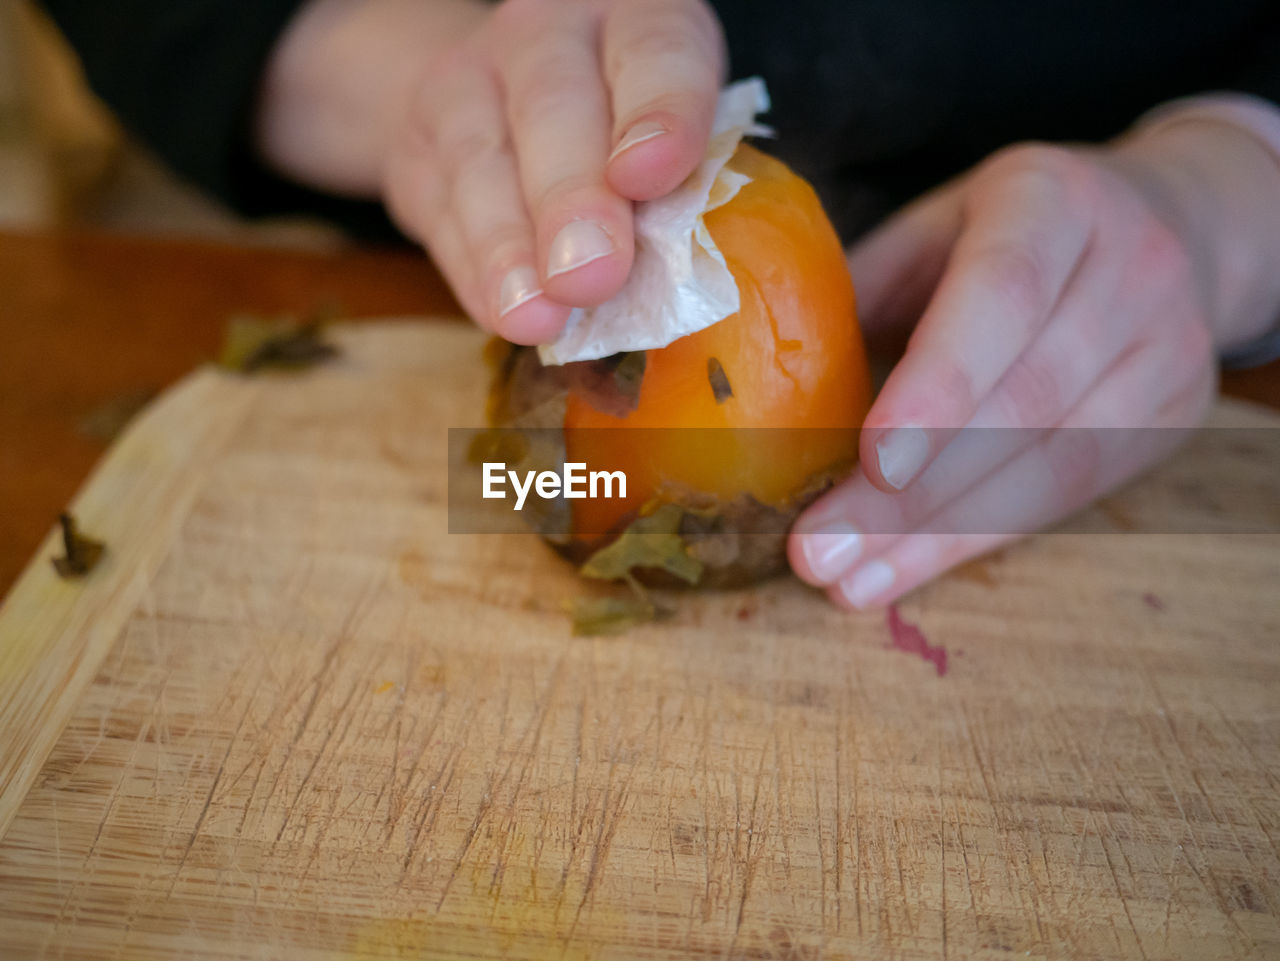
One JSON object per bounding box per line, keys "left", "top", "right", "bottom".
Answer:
{"left": 0, "top": 322, "right": 1278, "bottom": 961}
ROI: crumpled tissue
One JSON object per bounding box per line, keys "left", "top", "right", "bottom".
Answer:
{"left": 537, "top": 77, "right": 771, "bottom": 366}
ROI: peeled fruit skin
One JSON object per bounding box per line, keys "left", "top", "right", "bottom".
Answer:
{"left": 564, "top": 144, "right": 872, "bottom": 549}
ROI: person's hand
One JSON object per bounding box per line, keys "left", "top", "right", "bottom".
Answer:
{"left": 380, "top": 0, "right": 725, "bottom": 344}
{"left": 258, "top": 0, "right": 724, "bottom": 340}
{"left": 788, "top": 104, "right": 1280, "bottom": 609}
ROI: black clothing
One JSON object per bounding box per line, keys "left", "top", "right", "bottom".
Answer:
{"left": 708, "top": 0, "right": 1280, "bottom": 237}
{"left": 41, "top": 0, "right": 1280, "bottom": 242}
{"left": 41, "top": 0, "right": 396, "bottom": 238}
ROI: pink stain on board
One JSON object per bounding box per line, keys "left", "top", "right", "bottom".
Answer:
{"left": 886, "top": 605, "right": 948, "bottom": 676}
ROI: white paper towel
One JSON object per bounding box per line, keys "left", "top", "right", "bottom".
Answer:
{"left": 537, "top": 78, "right": 771, "bottom": 366}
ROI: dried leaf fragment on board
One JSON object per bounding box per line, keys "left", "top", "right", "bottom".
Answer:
{"left": 51, "top": 513, "right": 105, "bottom": 578}
{"left": 217, "top": 305, "right": 342, "bottom": 373}
{"left": 570, "top": 591, "right": 667, "bottom": 636}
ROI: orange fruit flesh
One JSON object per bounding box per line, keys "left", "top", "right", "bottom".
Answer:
{"left": 564, "top": 144, "right": 871, "bottom": 537}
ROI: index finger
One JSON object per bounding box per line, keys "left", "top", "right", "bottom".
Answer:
{"left": 601, "top": 0, "right": 725, "bottom": 201}
{"left": 499, "top": 4, "right": 634, "bottom": 307}
{"left": 861, "top": 145, "right": 1096, "bottom": 491}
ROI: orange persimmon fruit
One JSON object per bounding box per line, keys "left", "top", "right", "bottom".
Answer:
{"left": 490, "top": 143, "right": 872, "bottom": 587}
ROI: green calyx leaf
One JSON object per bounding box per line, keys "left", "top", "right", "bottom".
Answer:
{"left": 579, "top": 503, "right": 703, "bottom": 586}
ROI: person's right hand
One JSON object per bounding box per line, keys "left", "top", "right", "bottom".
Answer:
{"left": 381, "top": 0, "right": 725, "bottom": 344}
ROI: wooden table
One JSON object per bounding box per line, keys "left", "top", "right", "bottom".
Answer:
{"left": 2, "top": 229, "right": 1278, "bottom": 600}
{"left": 1, "top": 230, "right": 1278, "bottom": 959}
{"left": 0, "top": 229, "right": 460, "bottom": 594}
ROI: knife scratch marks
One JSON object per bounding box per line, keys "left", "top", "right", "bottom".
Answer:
{"left": 559, "top": 683, "right": 588, "bottom": 910}
{"left": 725, "top": 735, "right": 775, "bottom": 959}
{"left": 400, "top": 716, "right": 468, "bottom": 880}
{"left": 368, "top": 615, "right": 418, "bottom": 835}
{"left": 487, "top": 660, "right": 566, "bottom": 912}
{"left": 277, "top": 670, "right": 362, "bottom": 844}
{"left": 47, "top": 676, "right": 154, "bottom": 944}
{"left": 773, "top": 724, "right": 794, "bottom": 905}
{"left": 386, "top": 688, "right": 449, "bottom": 846}
{"left": 271, "top": 596, "right": 368, "bottom": 844}
{"left": 697, "top": 678, "right": 715, "bottom": 924}
{"left": 539, "top": 658, "right": 645, "bottom": 947}
{"left": 834, "top": 681, "right": 845, "bottom": 933}
{"left": 567, "top": 741, "right": 633, "bottom": 941}
{"left": 434, "top": 658, "right": 564, "bottom": 912}
{"left": 163, "top": 668, "right": 264, "bottom": 903}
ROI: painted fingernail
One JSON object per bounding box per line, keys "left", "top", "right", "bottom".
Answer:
{"left": 840, "top": 560, "right": 896, "bottom": 609}
{"left": 498, "top": 266, "right": 541, "bottom": 317}
{"left": 609, "top": 121, "right": 668, "bottom": 161}
{"left": 801, "top": 521, "right": 863, "bottom": 583}
{"left": 876, "top": 426, "right": 929, "bottom": 490}
{"left": 547, "top": 220, "right": 613, "bottom": 278}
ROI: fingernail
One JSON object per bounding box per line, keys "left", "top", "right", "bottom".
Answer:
{"left": 609, "top": 121, "right": 667, "bottom": 161}
{"left": 876, "top": 426, "right": 929, "bottom": 490}
{"left": 498, "top": 266, "right": 541, "bottom": 317}
{"left": 840, "top": 560, "right": 896, "bottom": 609}
{"left": 801, "top": 521, "right": 863, "bottom": 583}
{"left": 547, "top": 220, "right": 613, "bottom": 278}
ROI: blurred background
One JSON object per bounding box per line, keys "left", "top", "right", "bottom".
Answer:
{"left": 0, "top": 1, "right": 340, "bottom": 249}
{"left": 0, "top": 3, "right": 452, "bottom": 594}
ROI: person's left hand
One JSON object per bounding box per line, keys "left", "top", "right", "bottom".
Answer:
{"left": 787, "top": 111, "right": 1280, "bottom": 609}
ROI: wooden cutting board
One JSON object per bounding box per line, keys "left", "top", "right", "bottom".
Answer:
{"left": 1, "top": 321, "right": 1277, "bottom": 960}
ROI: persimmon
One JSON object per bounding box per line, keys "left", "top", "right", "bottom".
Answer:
{"left": 489, "top": 143, "right": 872, "bottom": 587}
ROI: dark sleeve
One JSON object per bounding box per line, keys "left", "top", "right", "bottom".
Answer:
{"left": 40, "top": 0, "right": 399, "bottom": 239}
{"left": 708, "top": 0, "right": 1280, "bottom": 239}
